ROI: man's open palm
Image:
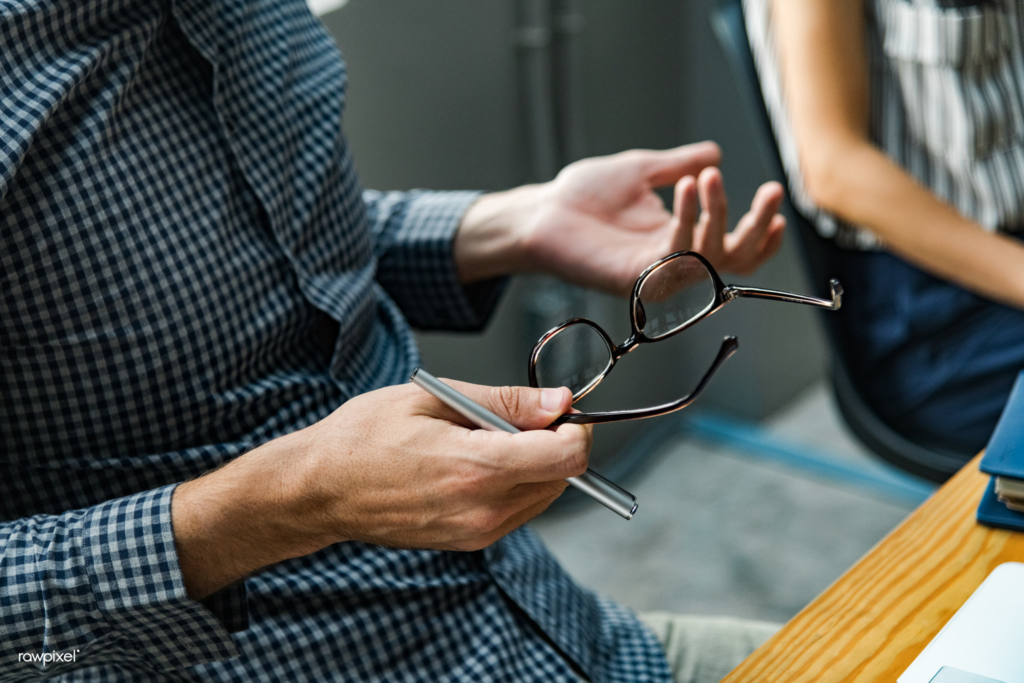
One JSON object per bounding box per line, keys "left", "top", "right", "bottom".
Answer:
{"left": 519, "top": 141, "right": 787, "bottom": 296}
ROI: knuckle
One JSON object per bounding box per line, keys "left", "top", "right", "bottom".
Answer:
{"left": 563, "top": 433, "right": 591, "bottom": 477}
{"left": 497, "top": 387, "right": 520, "bottom": 419}
{"left": 621, "top": 149, "right": 645, "bottom": 165}
{"left": 462, "top": 508, "right": 503, "bottom": 537}
{"left": 497, "top": 385, "right": 524, "bottom": 417}
{"left": 450, "top": 538, "right": 482, "bottom": 552}
{"left": 568, "top": 454, "right": 588, "bottom": 478}
{"left": 579, "top": 425, "right": 594, "bottom": 453}
{"left": 454, "top": 466, "right": 491, "bottom": 497}
{"left": 544, "top": 481, "right": 570, "bottom": 502}
{"left": 467, "top": 533, "right": 501, "bottom": 552}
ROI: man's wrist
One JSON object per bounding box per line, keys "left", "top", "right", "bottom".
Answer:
{"left": 172, "top": 429, "right": 339, "bottom": 600}
{"left": 453, "top": 183, "right": 546, "bottom": 284}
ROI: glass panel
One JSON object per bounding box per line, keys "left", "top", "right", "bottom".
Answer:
{"left": 534, "top": 322, "right": 613, "bottom": 399}
{"left": 637, "top": 254, "right": 716, "bottom": 340}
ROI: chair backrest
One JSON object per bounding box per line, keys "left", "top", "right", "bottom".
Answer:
{"left": 710, "top": 0, "right": 969, "bottom": 482}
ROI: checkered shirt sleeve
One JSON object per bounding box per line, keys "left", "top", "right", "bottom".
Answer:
{"left": 365, "top": 189, "right": 507, "bottom": 331}
{"left": 0, "top": 486, "right": 239, "bottom": 681}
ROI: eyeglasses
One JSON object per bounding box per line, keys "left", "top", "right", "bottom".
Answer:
{"left": 528, "top": 250, "right": 842, "bottom": 425}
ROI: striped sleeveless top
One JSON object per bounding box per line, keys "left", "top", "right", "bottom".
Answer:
{"left": 744, "top": 0, "right": 1024, "bottom": 249}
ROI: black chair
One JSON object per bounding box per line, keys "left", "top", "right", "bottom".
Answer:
{"left": 710, "top": 0, "right": 970, "bottom": 483}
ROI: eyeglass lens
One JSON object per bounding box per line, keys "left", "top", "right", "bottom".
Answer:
{"left": 534, "top": 322, "right": 613, "bottom": 398}
{"left": 534, "top": 254, "right": 719, "bottom": 398}
{"left": 637, "top": 254, "right": 716, "bottom": 340}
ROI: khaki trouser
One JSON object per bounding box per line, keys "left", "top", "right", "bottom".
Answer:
{"left": 637, "top": 613, "right": 780, "bottom": 683}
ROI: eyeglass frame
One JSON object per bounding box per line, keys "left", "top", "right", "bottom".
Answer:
{"left": 528, "top": 250, "right": 843, "bottom": 425}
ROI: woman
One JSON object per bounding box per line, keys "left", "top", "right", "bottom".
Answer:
{"left": 745, "top": 0, "right": 1024, "bottom": 456}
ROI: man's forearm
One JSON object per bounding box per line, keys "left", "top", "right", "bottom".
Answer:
{"left": 452, "top": 184, "right": 543, "bottom": 285}
{"left": 172, "top": 430, "right": 336, "bottom": 600}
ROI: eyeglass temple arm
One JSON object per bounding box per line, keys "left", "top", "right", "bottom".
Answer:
{"left": 723, "top": 279, "right": 842, "bottom": 311}
{"left": 553, "top": 336, "right": 739, "bottom": 425}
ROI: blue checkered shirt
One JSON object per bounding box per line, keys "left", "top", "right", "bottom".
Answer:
{"left": 0, "top": 1, "right": 672, "bottom": 681}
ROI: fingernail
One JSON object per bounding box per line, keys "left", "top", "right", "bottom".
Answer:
{"left": 541, "top": 388, "right": 564, "bottom": 413}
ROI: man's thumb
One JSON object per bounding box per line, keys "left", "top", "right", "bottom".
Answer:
{"left": 481, "top": 384, "right": 573, "bottom": 430}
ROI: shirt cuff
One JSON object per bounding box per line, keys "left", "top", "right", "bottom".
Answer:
{"left": 84, "top": 485, "right": 242, "bottom": 668}
{"left": 374, "top": 191, "right": 508, "bottom": 332}
{"left": 200, "top": 580, "right": 250, "bottom": 634}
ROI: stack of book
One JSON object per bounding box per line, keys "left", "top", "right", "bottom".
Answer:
{"left": 977, "top": 371, "right": 1024, "bottom": 531}
{"left": 995, "top": 476, "right": 1024, "bottom": 513}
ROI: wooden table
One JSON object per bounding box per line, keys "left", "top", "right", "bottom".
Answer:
{"left": 723, "top": 455, "right": 1024, "bottom": 682}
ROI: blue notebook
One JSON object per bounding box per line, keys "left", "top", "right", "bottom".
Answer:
{"left": 979, "top": 371, "right": 1024, "bottom": 480}
{"left": 977, "top": 371, "right": 1024, "bottom": 532}
{"left": 977, "top": 479, "right": 1024, "bottom": 532}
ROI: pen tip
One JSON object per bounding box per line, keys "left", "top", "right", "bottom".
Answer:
{"left": 409, "top": 368, "right": 420, "bottom": 382}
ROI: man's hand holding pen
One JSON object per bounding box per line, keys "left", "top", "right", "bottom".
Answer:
{"left": 171, "top": 382, "right": 590, "bottom": 600}
{"left": 300, "top": 381, "right": 590, "bottom": 550}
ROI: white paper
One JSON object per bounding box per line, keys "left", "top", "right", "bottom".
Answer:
{"left": 900, "top": 563, "right": 1024, "bottom": 683}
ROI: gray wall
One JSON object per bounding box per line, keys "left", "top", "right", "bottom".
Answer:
{"left": 320, "top": 0, "right": 825, "bottom": 464}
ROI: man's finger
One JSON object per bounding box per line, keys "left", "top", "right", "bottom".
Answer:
{"left": 484, "top": 423, "right": 592, "bottom": 482}
{"left": 488, "top": 487, "right": 569, "bottom": 542}
{"left": 427, "top": 380, "right": 573, "bottom": 431}
{"left": 746, "top": 181, "right": 784, "bottom": 233}
{"left": 413, "top": 379, "right": 590, "bottom": 482}
{"left": 726, "top": 216, "right": 786, "bottom": 275}
{"left": 692, "top": 167, "right": 728, "bottom": 263}
{"left": 722, "top": 182, "right": 785, "bottom": 272}
{"left": 477, "top": 383, "right": 575, "bottom": 431}
{"left": 760, "top": 216, "right": 787, "bottom": 262}
{"left": 666, "top": 175, "right": 698, "bottom": 255}
{"left": 637, "top": 141, "right": 722, "bottom": 188}
{"left": 449, "top": 485, "right": 567, "bottom": 552}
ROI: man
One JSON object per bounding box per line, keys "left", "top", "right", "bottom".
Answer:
{"left": 0, "top": 0, "right": 785, "bottom": 680}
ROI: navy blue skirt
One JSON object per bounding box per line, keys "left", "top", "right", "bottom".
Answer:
{"left": 825, "top": 236, "right": 1024, "bottom": 455}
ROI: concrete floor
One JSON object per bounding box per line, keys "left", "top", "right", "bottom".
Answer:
{"left": 532, "top": 383, "right": 919, "bottom": 624}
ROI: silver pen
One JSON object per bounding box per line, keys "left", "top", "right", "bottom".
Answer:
{"left": 410, "top": 368, "right": 638, "bottom": 520}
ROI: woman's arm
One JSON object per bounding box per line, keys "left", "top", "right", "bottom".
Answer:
{"left": 772, "top": 0, "right": 1024, "bottom": 309}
